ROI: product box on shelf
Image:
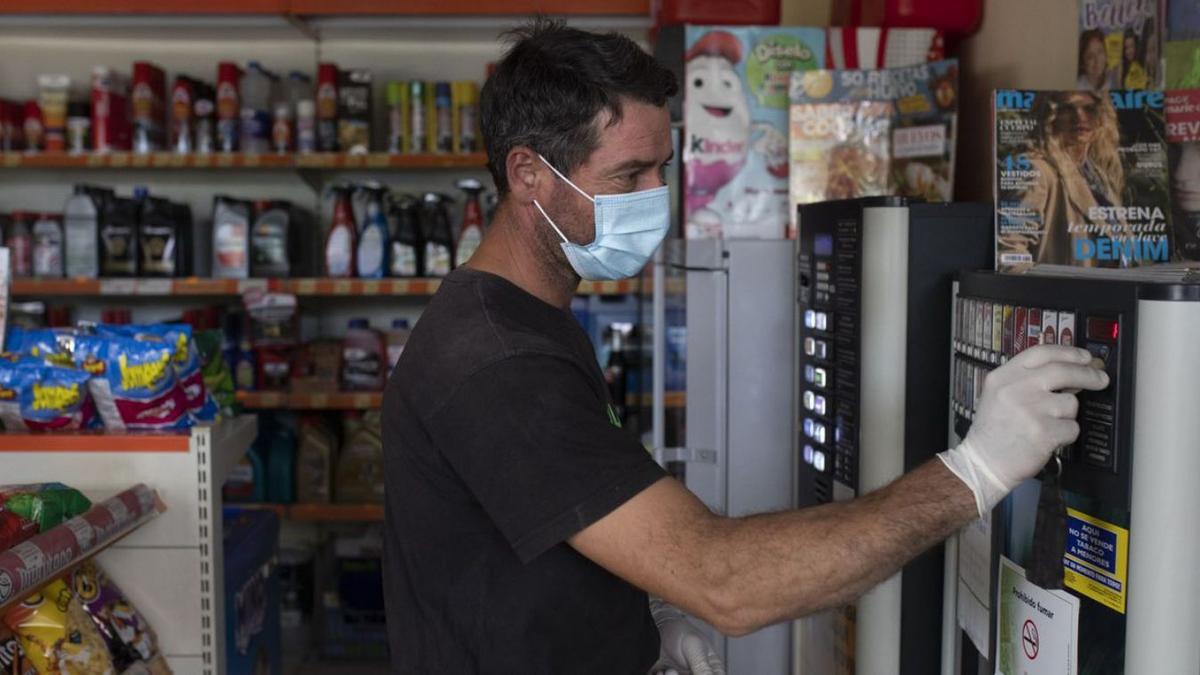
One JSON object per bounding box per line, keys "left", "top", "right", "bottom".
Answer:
{"left": 91, "top": 67, "right": 131, "bottom": 153}
{"left": 994, "top": 89, "right": 1170, "bottom": 272}
{"left": 1077, "top": 0, "right": 1163, "bottom": 91}
{"left": 788, "top": 58, "right": 959, "bottom": 234}
{"left": 223, "top": 507, "right": 282, "bottom": 675}
{"left": 683, "top": 26, "right": 825, "bottom": 240}
{"left": 823, "top": 26, "right": 945, "bottom": 70}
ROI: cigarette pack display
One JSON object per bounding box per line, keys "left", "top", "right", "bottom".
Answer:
{"left": 1001, "top": 305, "right": 1014, "bottom": 357}
{"left": 1027, "top": 307, "right": 1042, "bottom": 347}
{"left": 1078, "top": 0, "right": 1162, "bottom": 91}
{"left": 991, "top": 302, "right": 1002, "bottom": 354}
{"left": 1014, "top": 306, "right": 1029, "bottom": 353}
{"left": 1167, "top": 90, "right": 1200, "bottom": 260}
{"left": 683, "top": 26, "right": 825, "bottom": 239}
{"left": 788, "top": 59, "right": 959, "bottom": 236}
{"left": 994, "top": 89, "right": 1170, "bottom": 272}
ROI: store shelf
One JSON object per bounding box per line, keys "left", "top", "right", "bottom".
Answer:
{"left": 13, "top": 276, "right": 637, "bottom": 297}
{"left": 237, "top": 390, "right": 383, "bottom": 410}
{"left": 0, "top": 483, "right": 164, "bottom": 613}
{"left": 232, "top": 502, "right": 384, "bottom": 522}
{"left": 0, "top": 0, "right": 649, "bottom": 15}
{"left": 0, "top": 151, "right": 486, "bottom": 170}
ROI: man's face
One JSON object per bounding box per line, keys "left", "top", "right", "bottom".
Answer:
{"left": 541, "top": 100, "right": 673, "bottom": 249}
{"left": 1052, "top": 93, "right": 1100, "bottom": 148}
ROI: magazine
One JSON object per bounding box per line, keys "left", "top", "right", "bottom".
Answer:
{"left": 994, "top": 89, "right": 1171, "bottom": 272}
{"left": 1169, "top": 0, "right": 1200, "bottom": 41}
{"left": 1167, "top": 90, "right": 1200, "bottom": 260}
{"left": 1077, "top": 0, "right": 1162, "bottom": 91}
{"left": 1165, "top": 39, "right": 1200, "bottom": 88}
{"left": 683, "top": 26, "right": 825, "bottom": 240}
{"left": 788, "top": 59, "right": 959, "bottom": 236}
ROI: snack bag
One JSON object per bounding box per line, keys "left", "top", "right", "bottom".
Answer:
{"left": 71, "top": 334, "right": 190, "bottom": 431}
{"left": 0, "top": 357, "right": 33, "bottom": 431}
{"left": 97, "top": 325, "right": 218, "bottom": 423}
{"left": 2, "top": 579, "right": 116, "bottom": 675}
{"left": 194, "top": 329, "right": 236, "bottom": 416}
{"left": 0, "top": 508, "right": 37, "bottom": 552}
{"left": 69, "top": 561, "right": 167, "bottom": 674}
{"left": 2, "top": 484, "right": 91, "bottom": 532}
{"left": 17, "top": 365, "right": 97, "bottom": 432}
{"left": 4, "top": 330, "right": 74, "bottom": 368}
{"left": 0, "top": 624, "right": 38, "bottom": 675}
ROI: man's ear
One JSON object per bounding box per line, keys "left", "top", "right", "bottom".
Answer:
{"left": 506, "top": 145, "right": 542, "bottom": 203}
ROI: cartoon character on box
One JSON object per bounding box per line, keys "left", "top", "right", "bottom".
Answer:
{"left": 684, "top": 28, "right": 822, "bottom": 239}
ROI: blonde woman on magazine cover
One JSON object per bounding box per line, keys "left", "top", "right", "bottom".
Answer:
{"left": 1005, "top": 91, "right": 1136, "bottom": 268}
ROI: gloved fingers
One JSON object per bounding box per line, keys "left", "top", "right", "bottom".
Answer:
{"left": 1046, "top": 419, "right": 1082, "bottom": 448}
{"left": 1042, "top": 391, "right": 1080, "bottom": 419}
{"left": 1029, "top": 361, "right": 1109, "bottom": 394}
{"left": 1010, "top": 344, "right": 1094, "bottom": 370}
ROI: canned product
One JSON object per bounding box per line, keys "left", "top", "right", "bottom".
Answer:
{"left": 409, "top": 81, "right": 427, "bottom": 153}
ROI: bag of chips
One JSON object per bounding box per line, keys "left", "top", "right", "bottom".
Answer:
{"left": 4, "top": 330, "right": 75, "bottom": 369}
{"left": 2, "top": 579, "right": 116, "bottom": 675}
{"left": 69, "top": 334, "right": 190, "bottom": 431}
{"left": 97, "top": 325, "right": 218, "bottom": 423}
{"left": 69, "top": 561, "right": 169, "bottom": 674}
{"left": 0, "top": 508, "right": 37, "bottom": 552}
{"left": 0, "top": 624, "right": 38, "bottom": 675}
{"left": 0, "top": 484, "right": 92, "bottom": 533}
{"left": 194, "top": 330, "right": 236, "bottom": 416}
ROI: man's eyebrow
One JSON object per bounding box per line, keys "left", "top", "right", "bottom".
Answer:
{"left": 608, "top": 151, "right": 675, "bottom": 173}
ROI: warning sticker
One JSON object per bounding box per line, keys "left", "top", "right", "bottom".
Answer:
{"left": 1062, "top": 508, "right": 1129, "bottom": 614}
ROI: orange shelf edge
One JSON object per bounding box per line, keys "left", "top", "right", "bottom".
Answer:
{"left": 0, "top": 431, "right": 190, "bottom": 452}
{"left": 288, "top": 503, "right": 384, "bottom": 521}
{"left": 0, "top": 152, "right": 486, "bottom": 171}
{"left": 286, "top": 0, "right": 648, "bottom": 15}
{"left": 236, "top": 391, "right": 384, "bottom": 410}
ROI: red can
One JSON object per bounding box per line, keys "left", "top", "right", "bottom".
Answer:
{"left": 92, "top": 66, "right": 132, "bottom": 152}
{"left": 131, "top": 61, "right": 167, "bottom": 153}
{"left": 216, "top": 62, "right": 242, "bottom": 152}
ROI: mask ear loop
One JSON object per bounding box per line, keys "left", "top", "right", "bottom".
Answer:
{"left": 536, "top": 153, "right": 595, "bottom": 204}
{"left": 532, "top": 199, "right": 569, "bottom": 244}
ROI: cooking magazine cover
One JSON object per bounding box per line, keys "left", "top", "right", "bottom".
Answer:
{"left": 683, "top": 26, "right": 825, "bottom": 239}
{"left": 994, "top": 89, "right": 1170, "bottom": 272}
{"left": 1167, "top": 90, "right": 1200, "bottom": 260}
{"left": 788, "top": 59, "right": 958, "bottom": 237}
{"left": 1077, "top": 0, "right": 1163, "bottom": 91}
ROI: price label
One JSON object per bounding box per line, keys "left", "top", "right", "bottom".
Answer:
{"left": 217, "top": 154, "right": 235, "bottom": 167}
{"left": 237, "top": 279, "right": 268, "bottom": 294}
{"left": 192, "top": 154, "right": 214, "bottom": 168}
{"left": 100, "top": 279, "right": 136, "bottom": 295}
{"left": 243, "top": 153, "right": 261, "bottom": 167}
{"left": 109, "top": 152, "right": 130, "bottom": 167}
{"left": 3, "top": 153, "right": 19, "bottom": 168}
{"left": 367, "top": 154, "right": 389, "bottom": 168}
{"left": 344, "top": 155, "right": 365, "bottom": 168}
{"left": 362, "top": 280, "right": 380, "bottom": 294}
{"left": 136, "top": 279, "right": 172, "bottom": 295}
{"left": 311, "top": 393, "right": 329, "bottom": 408}
{"left": 294, "top": 279, "right": 317, "bottom": 294}
{"left": 333, "top": 279, "right": 353, "bottom": 295}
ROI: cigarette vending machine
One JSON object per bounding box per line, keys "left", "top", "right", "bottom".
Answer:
{"left": 794, "top": 197, "right": 993, "bottom": 675}
{"left": 944, "top": 269, "right": 1200, "bottom": 675}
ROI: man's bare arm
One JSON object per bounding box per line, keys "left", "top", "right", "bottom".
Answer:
{"left": 570, "top": 459, "right": 973, "bottom": 636}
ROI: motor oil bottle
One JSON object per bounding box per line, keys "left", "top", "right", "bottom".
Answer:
{"left": 421, "top": 192, "right": 455, "bottom": 277}
{"left": 63, "top": 184, "right": 112, "bottom": 278}
{"left": 388, "top": 194, "right": 423, "bottom": 277}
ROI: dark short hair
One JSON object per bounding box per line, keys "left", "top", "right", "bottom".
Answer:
{"left": 481, "top": 18, "right": 678, "bottom": 196}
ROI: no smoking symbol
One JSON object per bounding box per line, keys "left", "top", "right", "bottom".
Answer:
{"left": 1022, "top": 619, "right": 1040, "bottom": 660}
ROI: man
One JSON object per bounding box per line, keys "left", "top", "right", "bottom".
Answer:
{"left": 382, "top": 19, "right": 1110, "bottom": 674}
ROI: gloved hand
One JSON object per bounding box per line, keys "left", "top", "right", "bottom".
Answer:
{"left": 649, "top": 597, "right": 725, "bottom": 675}
{"left": 939, "top": 345, "right": 1109, "bottom": 518}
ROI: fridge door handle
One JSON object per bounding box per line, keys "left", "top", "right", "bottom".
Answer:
{"left": 652, "top": 447, "right": 719, "bottom": 465}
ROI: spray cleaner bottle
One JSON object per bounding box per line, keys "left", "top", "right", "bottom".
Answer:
{"left": 324, "top": 184, "right": 357, "bottom": 277}
{"left": 421, "top": 192, "right": 455, "bottom": 277}
{"left": 454, "top": 178, "right": 485, "bottom": 268}
{"left": 356, "top": 182, "right": 390, "bottom": 278}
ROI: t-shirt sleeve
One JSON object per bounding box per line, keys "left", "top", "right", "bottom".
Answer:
{"left": 426, "top": 353, "right": 666, "bottom": 563}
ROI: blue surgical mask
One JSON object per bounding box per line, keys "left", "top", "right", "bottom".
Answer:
{"left": 533, "top": 154, "right": 670, "bottom": 281}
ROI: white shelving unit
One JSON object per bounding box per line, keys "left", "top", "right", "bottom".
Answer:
{"left": 0, "top": 415, "right": 257, "bottom": 675}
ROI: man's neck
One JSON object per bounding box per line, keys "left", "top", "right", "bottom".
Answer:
{"left": 465, "top": 201, "right": 579, "bottom": 310}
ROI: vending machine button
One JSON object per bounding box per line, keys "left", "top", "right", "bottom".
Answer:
{"left": 814, "top": 395, "right": 827, "bottom": 416}
{"left": 805, "top": 310, "right": 817, "bottom": 329}
{"left": 813, "top": 368, "right": 827, "bottom": 388}
{"left": 803, "top": 419, "right": 815, "bottom": 437}
{"left": 805, "top": 365, "right": 815, "bottom": 383}
{"left": 813, "top": 423, "right": 827, "bottom": 444}
{"left": 803, "top": 445, "right": 815, "bottom": 465}
{"left": 816, "top": 312, "right": 829, "bottom": 331}
{"left": 804, "top": 337, "right": 816, "bottom": 356}
{"left": 803, "top": 390, "right": 816, "bottom": 411}
{"left": 816, "top": 340, "right": 829, "bottom": 359}
{"left": 813, "top": 451, "right": 827, "bottom": 473}
{"left": 1085, "top": 342, "right": 1111, "bottom": 364}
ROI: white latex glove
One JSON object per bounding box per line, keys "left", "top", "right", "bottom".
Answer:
{"left": 939, "top": 344, "right": 1109, "bottom": 518}
{"left": 649, "top": 597, "right": 725, "bottom": 675}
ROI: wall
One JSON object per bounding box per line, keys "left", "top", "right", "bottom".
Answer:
{"left": 955, "top": 0, "right": 1078, "bottom": 201}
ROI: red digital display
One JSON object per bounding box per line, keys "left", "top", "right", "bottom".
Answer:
{"left": 1087, "top": 317, "right": 1120, "bottom": 341}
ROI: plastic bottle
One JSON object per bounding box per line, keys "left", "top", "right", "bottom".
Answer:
{"left": 342, "top": 318, "right": 386, "bottom": 391}
{"left": 266, "top": 421, "right": 297, "bottom": 504}
{"left": 316, "top": 63, "right": 339, "bottom": 153}
{"left": 421, "top": 192, "right": 455, "bottom": 277}
{"left": 356, "top": 184, "right": 390, "bottom": 278}
{"left": 388, "top": 194, "right": 423, "bottom": 277}
{"left": 212, "top": 195, "right": 252, "bottom": 279}
{"left": 325, "top": 185, "right": 357, "bottom": 277}
{"left": 32, "top": 213, "right": 63, "bottom": 278}
{"left": 296, "top": 99, "right": 316, "bottom": 154}
{"left": 63, "top": 185, "right": 110, "bottom": 278}
{"left": 239, "top": 62, "right": 273, "bottom": 154}
{"left": 216, "top": 62, "right": 241, "bottom": 153}
{"left": 455, "top": 178, "right": 485, "bottom": 267}
{"left": 434, "top": 82, "right": 453, "bottom": 154}
{"left": 235, "top": 338, "right": 257, "bottom": 391}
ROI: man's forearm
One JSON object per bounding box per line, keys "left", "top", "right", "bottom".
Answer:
{"left": 705, "top": 458, "right": 976, "bottom": 635}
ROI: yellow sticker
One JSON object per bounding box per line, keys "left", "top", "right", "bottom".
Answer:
{"left": 1063, "top": 507, "right": 1129, "bottom": 614}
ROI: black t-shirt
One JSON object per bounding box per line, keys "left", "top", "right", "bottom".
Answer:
{"left": 382, "top": 267, "right": 666, "bottom": 674}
